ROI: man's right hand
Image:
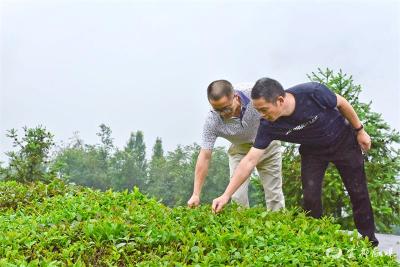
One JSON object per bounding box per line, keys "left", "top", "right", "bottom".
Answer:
{"left": 187, "top": 195, "right": 200, "bottom": 208}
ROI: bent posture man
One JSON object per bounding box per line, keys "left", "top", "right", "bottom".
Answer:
{"left": 187, "top": 80, "right": 285, "bottom": 210}
{"left": 212, "top": 78, "right": 378, "bottom": 246}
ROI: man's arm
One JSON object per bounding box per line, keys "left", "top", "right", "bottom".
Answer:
{"left": 187, "top": 149, "right": 212, "bottom": 207}
{"left": 336, "top": 94, "right": 371, "bottom": 152}
{"left": 212, "top": 147, "right": 265, "bottom": 213}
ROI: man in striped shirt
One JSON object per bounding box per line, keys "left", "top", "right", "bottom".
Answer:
{"left": 187, "top": 80, "right": 285, "bottom": 210}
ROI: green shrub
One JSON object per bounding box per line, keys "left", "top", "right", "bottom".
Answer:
{"left": 0, "top": 126, "right": 59, "bottom": 183}
{"left": 0, "top": 180, "right": 397, "bottom": 266}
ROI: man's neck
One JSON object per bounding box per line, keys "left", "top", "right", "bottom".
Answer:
{"left": 282, "top": 93, "right": 296, "bottom": 117}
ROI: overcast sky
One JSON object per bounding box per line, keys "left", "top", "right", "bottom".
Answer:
{"left": 1, "top": 0, "right": 399, "bottom": 161}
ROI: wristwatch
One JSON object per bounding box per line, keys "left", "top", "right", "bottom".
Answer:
{"left": 354, "top": 124, "right": 364, "bottom": 132}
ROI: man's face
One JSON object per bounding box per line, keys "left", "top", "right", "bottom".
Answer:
{"left": 252, "top": 97, "right": 284, "bottom": 122}
{"left": 209, "top": 94, "right": 239, "bottom": 119}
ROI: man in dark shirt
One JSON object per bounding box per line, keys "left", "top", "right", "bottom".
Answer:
{"left": 212, "top": 77, "right": 379, "bottom": 246}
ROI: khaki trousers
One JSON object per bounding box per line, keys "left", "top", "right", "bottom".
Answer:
{"left": 228, "top": 140, "right": 285, "bottom": 211}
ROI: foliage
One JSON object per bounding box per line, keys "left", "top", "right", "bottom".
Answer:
{"left": 54, "top": 131, "right": 229, "bottom": 207}
{"left": 54, "top": 126, "right": 148, "bottom": 191}
{"left": 0, "top": 180, "right": 397, "bottom": 266}
{"left": 54, "top": 129, "right": 112, "bottom": 190}
{"left": 110, "top": 131, "right": 147, "bottom": 191}
{"left": 0, "top": 126, "right": 58, "bottom": 183}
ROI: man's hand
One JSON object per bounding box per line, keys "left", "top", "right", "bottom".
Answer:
{"left": 187, "top": 195, "right": 200, "bottom": 208}
{"left": 212, "top": 194, "right": 230, "bottom": 213}
{"left": 336, "top": 94, "right": 371, "bottom": 153}
{"left": 357, "top": 129, "right": 371, "bottom": 152}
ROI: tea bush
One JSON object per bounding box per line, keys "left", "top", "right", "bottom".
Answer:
{"left": 0, "top": 180, "right": 398, "bottom": 266}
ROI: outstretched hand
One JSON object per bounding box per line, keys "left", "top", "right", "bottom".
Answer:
{"left": 187, "top": 195, "right": 200, "bottom": 208}
{"left": 212, "top": 194, "right": 230, "bottom": 213}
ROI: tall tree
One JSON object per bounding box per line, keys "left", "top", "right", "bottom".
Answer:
{"left": 96, "top": 124, "right": 114, "bottom": 163}
{"left": 55, "top": 130, "right": 111, "bottom": 190}
{"left": 111, "top": 131, "right": 147, "bottom": 191}
{"left": 146, "top": 138, "right": 167, "bottom": 197}
{"left": 151, "top": 137, "right": 164, "bottom": 160}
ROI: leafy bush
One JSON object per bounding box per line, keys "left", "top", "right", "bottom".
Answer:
{"left": 0, "top": 126, "right": 58, "bottom": 183}
{"left": 0, "top": 180, "right": 397, "bottom": 266}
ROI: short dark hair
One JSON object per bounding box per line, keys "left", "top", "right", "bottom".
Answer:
{"left": 207, "top": 80, "right": 234, "bottom": 101}
{"left": 251, "top": 77, "right": 285, "bottom": 103}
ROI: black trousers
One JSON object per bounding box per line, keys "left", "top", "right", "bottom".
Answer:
{"left": 299, "top": 126, "right": 378, "bottom": 246}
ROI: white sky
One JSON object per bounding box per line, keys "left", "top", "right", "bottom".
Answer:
{"left": 1, "top": 0, "right": 399, "bottom": 161}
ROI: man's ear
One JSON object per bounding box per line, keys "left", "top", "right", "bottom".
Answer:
{"left": 277, "top": 96, "right": 285, "bottom": 105}
{"left": 234, "top": 94, "right": 241, "bottom": 103}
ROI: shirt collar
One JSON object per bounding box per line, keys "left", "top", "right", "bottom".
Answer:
{"left": 235, "top": 90, "right": 250, "bottom": 121}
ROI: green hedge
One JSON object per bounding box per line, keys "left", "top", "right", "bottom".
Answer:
{"left": 0, "top": 180, "right": 398, "bottom": 266}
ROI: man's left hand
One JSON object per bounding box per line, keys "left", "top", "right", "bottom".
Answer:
{"left": 357, "top": 129, "right": 371, "bottom": 152}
